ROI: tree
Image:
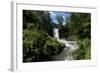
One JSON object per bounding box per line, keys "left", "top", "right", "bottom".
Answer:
{"left": 66, "top": 13, "right": 91, "bottom": 60}
{"left": 23, "top": 10, "right": 53, "bottom": 37}
{"left": 67, "top": 13, "right": 91, "bottom": 40}
{"left": 56, "top": 16, "right": 64, "bottom": 28}
{"left": 23, "top": 10, "right": 65, "bottom": 62}
{"left": 23, "top": 24, "right": 65, "bottom": 62}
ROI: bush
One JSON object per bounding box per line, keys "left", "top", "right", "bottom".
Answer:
{"left": 72, "top": 38, "right": 91, "bottom": 60}
{"left": 44, "top": 37, "right": 65, "bottom": 55}
{"left": 23, "top": 28, "right": 65, "bottom": 62}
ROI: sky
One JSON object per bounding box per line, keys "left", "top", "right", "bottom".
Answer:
{"left": 49, "top": 11, "right": 71, "bottom": 25}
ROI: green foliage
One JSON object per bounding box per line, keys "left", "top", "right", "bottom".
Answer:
{"left": 63, "top": 13, "right": 91, "bottom": 60}
{"left": 23, "top": 26, "right": 65, "bottom": 62}
{"left": 23, "top": 10, "right": 53, "bottom": 37}
{"left": 59, "top": 25, "right": 69, "bottom": 40}
{"left": 56, "top": 16, "right": 64, "bottom": 28}
{"left": 23, "top": 10, "right": 91, "bottom": 61}
{"left": 44, "top": 37, "right": 65, "bottom": 55}
{"left": 72, "top": 39, "right": 91, "bottom": 60}
{"left": 67, "top": 13, "right": 91, "bottom": 40}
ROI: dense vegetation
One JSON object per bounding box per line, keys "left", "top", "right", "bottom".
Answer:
{"left": 23, "top": 10, "right": 91, "bottom": 62}
{"left": 23, "top": 10, "right": 65, "bottom": 62}
{"left": 69, "top": 13, "right": 91, "bottom": 60}
{"left": 59, "top": 13, "right": 91, "bottom": 60}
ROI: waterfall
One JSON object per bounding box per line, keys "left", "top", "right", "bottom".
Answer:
{"left": 52, "top": 28, "right": 78, "bottom": 61}
{"left": 53, "top": 28, "right": 78, "bottom": 50}
{"left": 53, "top": 28, "right": 59, "bottom": 40}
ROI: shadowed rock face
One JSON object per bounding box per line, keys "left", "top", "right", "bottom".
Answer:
{"left": 51, "top": 28, "right": 78, "bottom": 61}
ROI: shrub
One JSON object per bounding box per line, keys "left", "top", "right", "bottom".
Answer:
{"left": 72, "top": 38, "right": 91, "bottom": 60}
{"left": 23, "top": 28, "right": 65, "bottom": 62}
{"left": 44, "top": 37, "right": 65, "bottom": 55}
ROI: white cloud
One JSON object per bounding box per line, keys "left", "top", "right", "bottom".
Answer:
{"left": 49, "top": 12, "right": 56, "bottom": 17}
{"left": 62, "top": 16, "right": 65, "bottom": 19}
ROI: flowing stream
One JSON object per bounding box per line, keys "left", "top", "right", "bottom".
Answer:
{"left": 51, "top": 28, "right": 78, "bottom": 61}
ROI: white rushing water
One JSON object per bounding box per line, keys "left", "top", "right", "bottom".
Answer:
{"left": 52, "top": 28, "right": 78, "bottom": 61}
{"left": 53, "top": 28, "right": 59, "bottom": 40}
